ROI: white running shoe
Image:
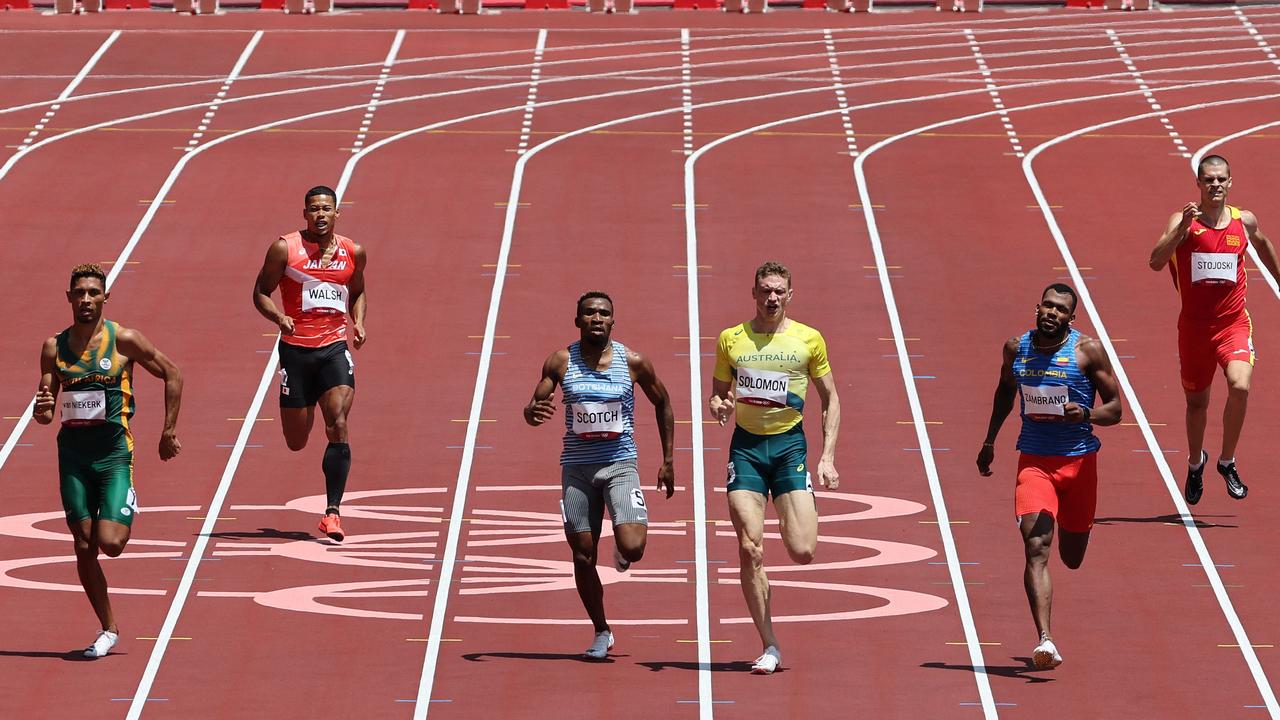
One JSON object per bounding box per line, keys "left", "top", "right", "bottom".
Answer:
{"left": 84, "top": 630, "right": 118, "bottom": 659}
{"left": 584, "top": 630, "right": 614, "bottom": 661}
{"left": 750, "top": 646, "right": 782, "bottom": 675}
{"left": 613, "top": 546, "right": 631, "bottom": 573}
{"left": 1032, "top": 637, "right": 1063, "bottom": 669}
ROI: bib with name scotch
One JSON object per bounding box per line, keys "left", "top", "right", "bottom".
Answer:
{"left": 561, "top": 340, "right": 636, "bottom": 466}
{"left": 1014, "top": 329, "right": 1099, "bottom": 457}
{"left": 54, "top": 319, "right": 135, "bottom": 439}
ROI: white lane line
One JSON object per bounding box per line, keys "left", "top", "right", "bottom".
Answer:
{"left": 516, "top": 30, "right": 548, "bottom": 155}
{"left": 1106, "top": 28, "right": 1190, "bottom": 158}
{"left": 1023, "top": 94, "right": 1280, "bottom": 719}
{"left": 184, "top": 32, "right": 262, "bottom": 153}
{"left": 1234, "top": 6, "right": 1280, "bottom": 69}
{"left": 16, "top": 31, "right": 119, "bottom": 151}
{"left": 681, "top": 29, "right": 693, "bottom": 157}
{"left": 350, "top": 30, "right": 405, "bottom": 154}
{"left": 1192, "top": 121, "right": 1280, "bottom": 298}
{"left": 823, "top": 29, "right": 859, "bottom": 157}
{"left": 965, "top": 28, "right": 1023, "bottom": 158}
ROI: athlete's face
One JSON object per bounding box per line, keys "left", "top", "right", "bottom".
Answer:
{"left": 575, "top": 298, "right": 615, "bottom": 342}
{"left": 752, "top": 274, "right": 792, "bottom": 321}
{"left": 1197, "top": 164, "right": 1231, "bottom": 205}
{"left": 1035, "top": 290, "right": 1075, "bottom": 337}
{"left": 303, "top": 194, "right": 339, "bottom": 237}
{"left": 66, "top": 276, "right": 108, "bottom": 325}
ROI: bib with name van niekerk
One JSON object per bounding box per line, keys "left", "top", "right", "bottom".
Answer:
{"left": 713, "top": 320, "right": 831, "bottom": 436}
{"left": 560, "top": 340, "right": 636, "bottom": 465}
{"left": 1172, "top": 205, "right": 1249, "bottom": 322}
{"left": 278, "top": 231, "right": 357, "bottom": 349}
{"left": 54, "top": 319, "right": 135, "bottom": 436}
{"left": 1013, "top": 329, "right": 1099, "bottom": 457}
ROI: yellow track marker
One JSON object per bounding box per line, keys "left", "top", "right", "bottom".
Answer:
{"left": 468, "top": 335, "right": 510, "bottom": 339}
{"left": 99, "top": 260, "right": 141, "bottom": 265}
{"left": 864, "top": 265, "right": 901, "bottom": 269}
{"left": 920, "top": 520, "right": 970, "bottom": 524}
{"left": 494, "top": 202, "right": 530, "bottom": 207}
{"left": 676, "top": 420, "right": 718, "bottom": 424}
{"left": 186, "top": 517, "right": 236, "bottom": 521}
{"left": 452, "top": 419, "right": 496, "bottom": 423}
{"left": 947, "top": 641, "right": 1000, "bottom": 646}
{"left": 1053, "top": 266, "right": 1092, "bottom": 270}
{"left": 407, "top": 638, "right": 462, "bottom": 642}
{"left": 672, "top": 203, "right": 709, "bottom": 208}
{"left": 678, "top": 639, "right": 730, "bottom": 643}
{"left": 228, "top": 417, "right": 272, "bottom": 421}
{"left": 897, "top": 421, "right": 942, "bottom": 425}
{"left": 1122, "top": 422, "right": 1167, "bottom": 426}
{"left": 880, "top": 337, "right": 919, "bottom": 341}
{"left": 673, "top": 336, "right": 714, "bottom": 340}
{"left": 1219, "top": 644, "right": 1273, "bottom": 648}
{"left": 483, "top": 263, "right": 522, "bottom": 268}
{"left": 2, "top": 417, "right": 20, "bottom": 420}
{"left": 138, "top": 637, "right": 191, "bottom": 641}
{"left": 673, "top": 264, "right": 711, "bottom": 269}
{"left": 848, "top": 204, "right": 885, "bottom": 209}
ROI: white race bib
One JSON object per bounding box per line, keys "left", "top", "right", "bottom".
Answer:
{"left": 302, "top": 280, "right": 348, "bottom": 313}
{"left": 1191, "top": 252, "right": 1237, "bottom": 285}
{"left": 571, "top": 402, "right": 624, "bottom": 439}
{"left": 61, "top": 390, "right": 107, "bottom": 425}
{"left": 1021, "top": 384, "right": 1068, "bottom": 417}
{"left": 736, "top": 367, "right": 789, "bottom": 407}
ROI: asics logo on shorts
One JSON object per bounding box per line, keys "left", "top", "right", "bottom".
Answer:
{"left": 279, "top": 368, "right": 291, "bottom": 396}
{"left": 726, "top": 461, "right": 736, "bottom": 486}
{"left": 121, "top": 488, "right": 139, "bottom": 517}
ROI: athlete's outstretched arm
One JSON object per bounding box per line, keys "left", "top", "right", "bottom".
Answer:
{"left": 32, "top": 338, "right": 61, "bottom": 425}
{"left": 811, "top": 372, "right": 841, "bottom": 490}
{"left": 977, "top": 338, "right": 1020, "bottom": 476}
{"left": 1075, "top": 338, "right": 1122, "bottom": 427}
{"left": 348, "top": 244, "right": 368, "bottom": 349}
{"left": 631, "top": 351, "right": 675, "bottom": 499}
{"left": 1149, "top": 205, "right": 1198, "bottom": 271}
{"left": 117, "top": 328, "right": 183, "bottom": 461}
{"left": 523, "top": 350, "right": 566, "bottom": 427}
{"left": 252, "top": 238, "right": 294, "bottom": 335}
{"left": 1242, "top": 211, "right": 1280, "bottom": 283}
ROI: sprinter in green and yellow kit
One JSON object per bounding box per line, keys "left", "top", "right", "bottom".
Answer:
{"left": 32, "top": 263, "right": 183, "bottom": 659}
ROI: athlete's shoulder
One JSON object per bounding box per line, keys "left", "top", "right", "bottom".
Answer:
{"left": 279, "top": 231, "right": 302, "bottom": 244}
{"left": 787, "top": 319, "right": 824, "bottom": 340}
{"left": 1238, "top": 208, "right": 1260, "bottom": 228}
{"left": 718, "top": 323, "right": 748, "bottom": 341}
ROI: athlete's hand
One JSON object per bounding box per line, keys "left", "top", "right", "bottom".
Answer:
{"left": 33, "top": 385, "right": 56, "bottom": 416}
{"left": 817, "top": 458, "right": 839, "bottom": 490}
{"left": 656, "top": 461, "right": 675, "bottom": 499}
{"left": 159, "top": 431, "right": 181, "bottom": 461}
{"left": 523, "top": 398, "right": 556, "bottom": 426}
{"left": 352, "top": 322, "right": 366, "bottom": 350}
{"left": 1062, "top": 402, "right": 1087, "bottom": 424}
{"left": 276, "top": 314, "right": 295, "bottom": 335}
{"left": 709, "top": 394, "right": 735, "bottom": 425}
{"left": 976, "top": 443, "right": 994, "bottom": 476}
{"left": 1179, "top": 202, "right": 1201, "bottom": 233}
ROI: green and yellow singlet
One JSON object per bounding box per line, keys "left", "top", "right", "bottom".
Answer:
{"left": 55, "top": 320, "right": 135, "bottom": 450}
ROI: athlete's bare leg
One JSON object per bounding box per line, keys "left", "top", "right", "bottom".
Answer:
{"left": 1220, "top": 360, "right": 1252, "bottom": 462}
{"left": 613, "top": 522, "right": 646, "bottom": 565}
{"left": 1184, "top": 387, "right": 1210, "bottom": 466}
{"left": 773, "top": 490, "right": 817, "bottom": 565}
{"left": 567, "top": 530, "right": 608, "bottom": 632}
{"left": 318, "top": 385, "right": 355, "bottom": 445}
{"left": 68, "top": 518, "right": 130, "bottom": 632}
{"left": 280, "top": 407, "right": 316, "bottom": 451}
{"left": 1020, "top": 512, "right": 1056, "bottom": 640}
{"left": 729, "top": 490, "right": 778, "bottom": 651}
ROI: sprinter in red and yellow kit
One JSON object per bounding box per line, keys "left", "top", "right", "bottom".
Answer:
{"left": 254, "top": 185, "right": 367, "bottom": 542}
{"left": 1150, "top": 156, "right": 1280, "bottom": 505}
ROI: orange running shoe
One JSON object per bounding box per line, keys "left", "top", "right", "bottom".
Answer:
{"left": 318, "top": 513, "right": 345, "bottom": 542}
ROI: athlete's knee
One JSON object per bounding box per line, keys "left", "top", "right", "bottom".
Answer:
{"left": 324, "top": 416, "right": 348, "bottom": 442}
{"left": 1061, "top": 554, "right": 1084, "bottom": 571}
{"left": 571, "top": 547, "right": 598, "bottom": 567}
{"left": 1227, "top": 376, "right": 1251, "bottom": 396}
{"left": 284, "top": 433, "right": 308, "bottom": 452}
{"left": 72, "top": 536, "right": 97, "bottom": 556}
{"left": 99, "top": 539, "right": 126, "bottom": 558}
{"left": 738, "top": 539, "right": 765, "bottom": 569}
{"left": 786, "top": 544, "right": 816, "bottom": 566}
{"left": 1185, "top": 392, "right": 1211, "bottom": 412}
{"left": 1024, "top": 535, "right": 1052, "bottom": 564}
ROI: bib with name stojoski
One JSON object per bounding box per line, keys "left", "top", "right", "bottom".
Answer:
{"left": 54, "top": 319, "right": 136, "bottom": 438}
{"left": 560, "top": 340, "right": 636, "bottom": 466}
{"left": 1171, "top": 205, "right": 1250, "bottom": 322}
{"left": 1013, "top": 329, "right": 1100, "bottom": 457}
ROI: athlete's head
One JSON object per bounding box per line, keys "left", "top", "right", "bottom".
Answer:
{"left": 752, "top": 261, "right": 793, "bottom": 322}
{"left": 575, "top": 291, "right": 615, "bottom": 345}
{"left": 66, "top": 263, "right": 108, "bottom": 326}
{"left": 303, "top": 185, "right": 340, "bottom": 238}
{"left": 1196, "top": 155, "right": 1231, "bottom": 206}
{"left": 1035, "top": 283, "right": 1077, "bottom": 339}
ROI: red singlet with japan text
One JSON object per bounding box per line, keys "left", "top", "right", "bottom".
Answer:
{"left": 279, "top": 231, "right": 356, "bottom": 348}
{"left": 1170, "top": 206, "right": 1249, "bottom": 322}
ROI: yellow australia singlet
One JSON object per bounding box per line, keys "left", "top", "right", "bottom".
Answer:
{"left": 713, "top": 320, "right": 831, "bottom": 435}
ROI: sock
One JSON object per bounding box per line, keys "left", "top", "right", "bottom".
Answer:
{"left": 1189, "top": 454, "right": 1205, "bottom": 471}
{"left": 323, "top": 442, "right": 351, "bottom": 511}
{"left": 1218, "top": 457, "right": 1235, "bottom": 468}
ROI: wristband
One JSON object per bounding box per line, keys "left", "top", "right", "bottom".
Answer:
{"left": 1081, "top": 406, "right": 1092, "bottom": 423}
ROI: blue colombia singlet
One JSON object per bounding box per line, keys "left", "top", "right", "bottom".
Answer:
{"left": 560, "top": 340, "right": 637, "bottom": 466}
{"left": 1014, "top": 329, "right": 1100, "bottom": 457}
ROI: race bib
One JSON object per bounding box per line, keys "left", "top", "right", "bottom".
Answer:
{"left": 571, "top": 402, "right": 623, "bottom": 439}
{"left": 736, "top": 367, "right": 789, "bottom": 407}
{"left": 1021, "top": 384, "right": 1067, "bottom": 417}
{"left": 301, "top": 280, "right": 348, "bottom": 313}
{"left": 61, "top": 390, "right": 106, "bottom": 425}
{"left": 1191, "top": 252, "right": 1237, "bottom": 285}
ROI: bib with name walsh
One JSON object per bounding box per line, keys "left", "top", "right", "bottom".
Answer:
{"left": 713, "top": 321, "right": 831, "bottom": 436}
{"left": 54, "top": 319, "right": 136, "bottom": 445}
{"left": 1014, "top": 329, "right": 1099, "bottom": 457}
{"left": 560, "top": 341, "right": 636, "bottom": 466}
{"left": 278, "top": 231, "right": 357, "bottom": 349}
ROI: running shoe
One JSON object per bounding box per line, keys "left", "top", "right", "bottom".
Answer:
{"left": 84, "top": 630, "right": 118, "bottom": 659}
{"left": 584, "top": 630, "right": 614, "bottom": 661}
{"left": 613, "top": 546, "right": 631, "bottom": 573}
{"left": 1032, "top": 637, "right": 1063, "bottom": 669}
{"left": 1217, "top": 460, "right": 1248, "bottom": 500}
{"left": 318, "top": 513, "right": 345, "bottom": 542}
{"left": 1185, "top": 451, "right": 1207, "bottom": 506}
{"left": 750, "top": 646, "right": 782, "bottom": 675}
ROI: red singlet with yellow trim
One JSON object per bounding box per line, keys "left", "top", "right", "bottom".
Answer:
{"left": 279, "top": 231, "right": 356, "bottom": 348}
{"left": 1170, "top": 206, "right": 1249, "bottom": 322}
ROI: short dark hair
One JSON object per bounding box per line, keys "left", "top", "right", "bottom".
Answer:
{"left": 1197, "top": 154, "right": 1230, "bottom": 179}
{"left": 576, "top": 291, "right": 613, "bottom": 315}
{"left": 69, "top": 263, "right": 107, "bottom": 290}
{"left": 1042, "top": 282, "right": 1078, "bottom": 312}
{"left": 755, "top": 261, "right": 791, "bottom": 288}
{"left": 305, "top": 185, "right": 337, "bottom": 204}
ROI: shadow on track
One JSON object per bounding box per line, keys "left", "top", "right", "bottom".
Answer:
{"left": 1094, "top": 514, "right": 1236, "bottom": 529}
{"left": 921, "top": 659, "right": 1055, "bottom": 684}
{"left": 637, "top": 660, "right": 757, "bottom": 673}
{"left": 463, "top": 651, "right": 619, "bottom": 664}
{"left": 0, "top": 649, "right": 111, "bottom": 662}
{"left": 204, "top": 527, "right": 316, "bottom": 541}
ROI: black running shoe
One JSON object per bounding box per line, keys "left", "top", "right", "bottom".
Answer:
{"left": 1217, "top": 460, "right": 1248, "bottom": 500}
{"left": 1185, "top": 450, "right": 1206, "bottom": 505}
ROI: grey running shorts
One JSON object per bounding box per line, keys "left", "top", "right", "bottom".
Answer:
{"left": 560, "top": 459, "right": 648, "bottom": 535}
